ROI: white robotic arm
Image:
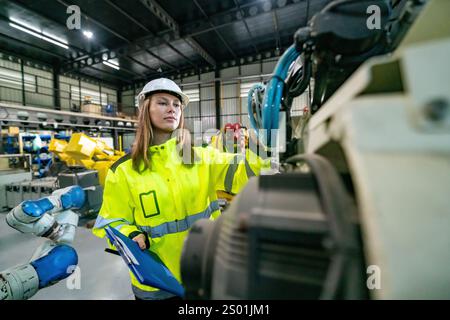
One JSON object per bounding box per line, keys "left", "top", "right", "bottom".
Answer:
{"left": 0, "top": 185, "right": 85, "bottom": 300}
{"left": 5, "top": 186, "right": 85, "bottom": 243}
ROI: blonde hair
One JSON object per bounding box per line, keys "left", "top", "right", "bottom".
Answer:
{"left": 131, "top": 96, "right": 196, "bottom": 172}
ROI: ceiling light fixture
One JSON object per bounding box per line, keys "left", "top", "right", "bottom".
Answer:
{"left": 83, "top": 30, "right": 93, "bottom": 39}
{"left": 42, "top": 31, "right": 68, "bottom": 45}
{"left": 102, "top": 60, "right": 120, "bottom": 70}
{"left": 9, "top": 17, "right": 68, "bottom": 50}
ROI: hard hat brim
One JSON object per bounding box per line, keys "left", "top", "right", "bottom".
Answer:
{"left": 143, "top": 89, "right": 189, "bottom": 107}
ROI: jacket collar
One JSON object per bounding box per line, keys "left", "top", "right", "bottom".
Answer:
{"left": 149, "top": 137, "right": 177, "bottom": 154}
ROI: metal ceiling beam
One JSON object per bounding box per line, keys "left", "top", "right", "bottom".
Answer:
{"left": 83, "top": 66, "right": 133, "bottom": 84}
{"left": 3, "top": 4, "right": 78, "bottom": 59}
{"left": 181, "top": 0, "right": 308, "bottom": 38}
{"left": 164, "top": 44, "right": 197, "bottom": 69}
{"left": 124, "top": 0, "right": 333, "bottom": 85}
{"left": 0, "top": 32, "right": 127, "bottom": 86}
{"left": 56, "top": 0, "right": 128, "bottom": 43}
{"left": 61, "top": 32, "right": 174, "bottom": 73}
{"left": 64, "top": 0, "right": 322, "bottom": 77}
{"left": 0, "top": 9, "right": 88, "bottom": 62}
{"left": 0, "top": 31, "right": 66, "bottom": 59}
{"left": 104, "top": 0, "right": 180, "bottom": 71}
{"left": 130, "top": 0, "right": 312, "bottom": 57}
{"left": 139, "top": 0, "right": 216, "bottom": 67}
{"left": 5, "top": 0, "right": 148, "bottom": 77}
{"left": 192, "top": 0, "right": 236, "bottom": 59}
{"left": 125, "top": 42, "right": 290, "bottom": 88}
{"left": 64, "top": 0, "right": 311, "bottom": 73}
{"left": 138, "top": 0, "right": 180, "bottom": 35}
{"left": 65, "top": 25, "right": 197, "bottom": 72}
{"left": 138, "top": 64, "right": 198, "bottom": 86}
{"left": 233, "top": 0, "right": 259, "bottom": 54}
{"left": 55, "top": 0, "right": 157, "bottom": 75}
{"left": 272, "top": 11, "right": 282, "bottom": 50}
{"left": 183, "top": 37, "right": 216, "bottom": 67}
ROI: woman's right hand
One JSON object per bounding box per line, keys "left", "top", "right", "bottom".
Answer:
{"left": 132, "top": 233, "right": 148, "bottom": 250}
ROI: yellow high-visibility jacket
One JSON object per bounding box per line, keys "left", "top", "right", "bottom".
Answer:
{"left": 92, "top": 137, "right": 269, "bottom": 299}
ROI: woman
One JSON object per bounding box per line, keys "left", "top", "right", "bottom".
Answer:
{"left": 92, "top": 78, "right": 269, "bottom": 300}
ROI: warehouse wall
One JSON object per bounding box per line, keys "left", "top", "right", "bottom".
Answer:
{"left": 199, "top": 71, "right": 216, "bottom": 136}
{"left": 121, "top": 89, "right": 137, "bottom": 116}
{"left": 102, "top": 86, "right": 117, "bottom": 106}
{"left": 23, "top": 66, "right": 53, "bottom": 108}
{"left": 0, "top": 58, "right": 23, "bottom": 105}
{"left": 0, "top": 57, "right": 54, "bottom": 108}
{"left": 59, "top": 75, "right": 80, "bottom": 111}
{"left": 0, "top": 53, "right": 118, "bottom": 113}
{"left": 59, "top": 76, "right": 118, "bottom": 114}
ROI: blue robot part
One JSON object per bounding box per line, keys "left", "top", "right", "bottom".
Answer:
{"left": 61, "top": 186, "right": 86, "bottom": 210}
{"left": 22, "top": 199, "right": 54, "bottom": 218}
{"left": 105, "top": 104, "right": 114, "bottom": 114}
{"left": 30, "top": 245, "right": 78, "bottom": 288}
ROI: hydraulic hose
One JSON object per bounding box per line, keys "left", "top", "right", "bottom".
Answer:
{"left": 261, "top": 45, "right": 301, "bottom": 147}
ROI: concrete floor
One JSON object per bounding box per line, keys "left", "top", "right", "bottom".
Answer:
{"left": 0, "top": 212, "right": 134, "bottom": 300}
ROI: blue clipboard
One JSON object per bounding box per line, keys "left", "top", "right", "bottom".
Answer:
{"left": 105, "top": 226, "right": 185, "bottom": 297}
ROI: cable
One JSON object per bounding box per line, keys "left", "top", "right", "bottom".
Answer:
{"left": 246, "top": 45, "right": 302, "bottom": 148}
{"left": 287, "top": 56, "right": 311, "bottom": 98}
{"left": 254, "top": 86, "right": 263, "bottom": 127}
{"left": 261, "top": 45, "right": 301, "bottom": 147}
{"left": 247, "top": 83, "right": 264, "bottom": 137}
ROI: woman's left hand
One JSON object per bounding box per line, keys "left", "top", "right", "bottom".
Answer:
{"left": 132, "top": 233, "right": 148, "bottom": 250}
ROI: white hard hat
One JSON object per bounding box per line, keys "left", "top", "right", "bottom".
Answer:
{"left": 137, "top": 78, "right": 189, "bottom": 108}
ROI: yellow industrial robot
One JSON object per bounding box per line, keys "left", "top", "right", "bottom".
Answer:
{"left": 49, "top": 133, "right": 125, "bottom": 186}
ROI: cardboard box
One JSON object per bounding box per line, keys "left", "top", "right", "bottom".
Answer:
{"left": 81, "top": 104, "right": 102, "bottom": 114}
{"left": 8, "top": 127, "right": 20, "bottom": 135}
